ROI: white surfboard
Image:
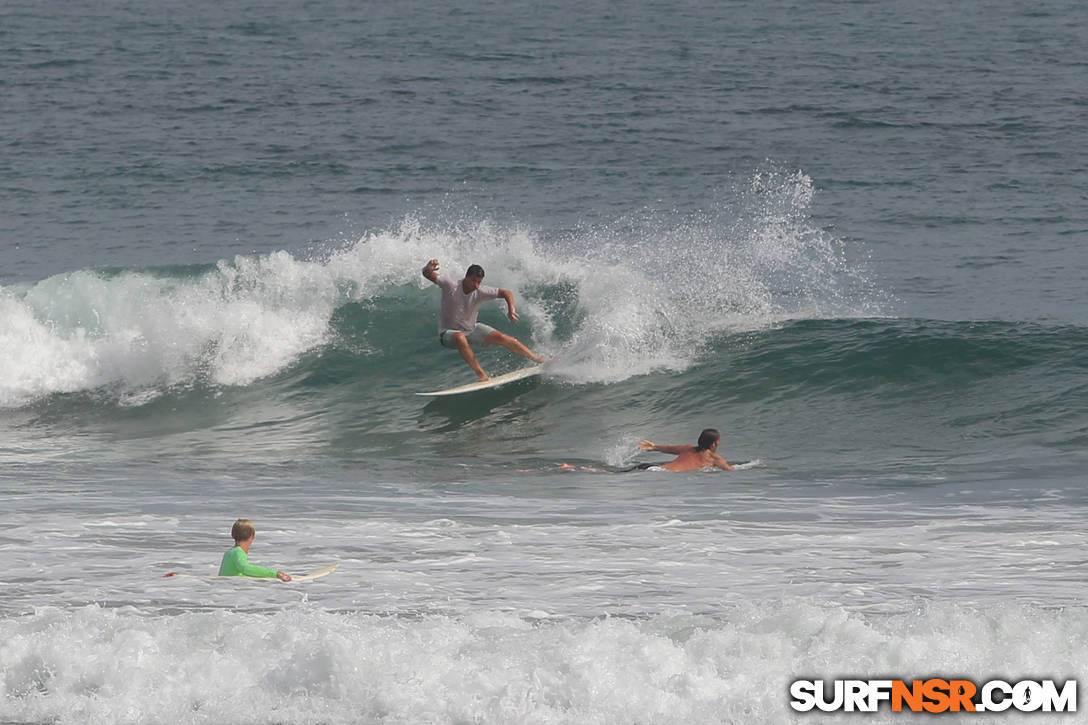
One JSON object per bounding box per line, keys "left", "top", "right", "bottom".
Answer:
{"left": 163, "top": 562, "right": 339, "bottom": 582}
{"left": 416, "top": 365, "right": 543, "bottom": 397}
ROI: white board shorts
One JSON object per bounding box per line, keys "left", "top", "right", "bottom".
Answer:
{"left": 440, "top": 324, "right": 496, "bottom": 347}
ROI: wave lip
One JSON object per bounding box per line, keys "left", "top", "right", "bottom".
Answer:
{"left": 0, "top": 254, "right": 337, "bottom": 409}
{"left": 1, "top": 170, "right": 880, "bottom": 407}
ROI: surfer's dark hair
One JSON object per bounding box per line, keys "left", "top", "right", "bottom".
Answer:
{"left": 231, "top": 519, "right": 256, "bottom": 542}
{"left": 696, "top": 428, "right": 720, "bottom": 451}
{"left": 466, "top": 264, "right": 485, "bottom": 278}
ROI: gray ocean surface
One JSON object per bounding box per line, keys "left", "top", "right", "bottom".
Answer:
{"left": 2, "top": 1, "right": 1086, "bottom": 723}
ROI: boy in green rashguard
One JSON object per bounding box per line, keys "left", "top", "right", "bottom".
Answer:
{"left": 219, "top": 519, "right": 292, "bottom": 581}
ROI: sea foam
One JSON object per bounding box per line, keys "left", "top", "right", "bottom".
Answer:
{"left": 1, "top": 601, "right": 1082, "bottom": 724}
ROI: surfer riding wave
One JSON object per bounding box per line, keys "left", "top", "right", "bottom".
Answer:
{"left": 422, "top": 259, "right": 545, "bottom": 381}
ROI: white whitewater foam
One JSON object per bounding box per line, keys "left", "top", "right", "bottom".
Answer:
{"left": 0, "top": 601, "right": 1082, "bottom": 725}
{"left": 0, "top": 256, "right": 335, "bottom": 408}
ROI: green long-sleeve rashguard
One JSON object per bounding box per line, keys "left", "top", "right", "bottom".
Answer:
{"left": 218, "top": 545, "right": 278, "bottom": 578}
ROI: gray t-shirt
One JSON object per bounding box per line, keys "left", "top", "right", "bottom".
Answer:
{"left": 435, "top": 275, "right": 501, "bottom": 332}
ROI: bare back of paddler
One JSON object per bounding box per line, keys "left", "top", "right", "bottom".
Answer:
{"left": 637, "top": 428, "right": 734, "bottom": 471}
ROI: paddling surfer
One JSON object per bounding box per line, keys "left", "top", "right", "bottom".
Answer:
{"left": 637, "top": 429, "right": 735, "bottom": 471}
{"left": 422, "top": 259, "right": 545, "bottom": 381}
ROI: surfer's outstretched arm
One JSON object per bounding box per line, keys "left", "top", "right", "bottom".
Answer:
{"left": 639, "top": 440, "right": 690, "bottom": 455}
{"left": 422, "top": 258, "right": 440, "bottom": 283}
